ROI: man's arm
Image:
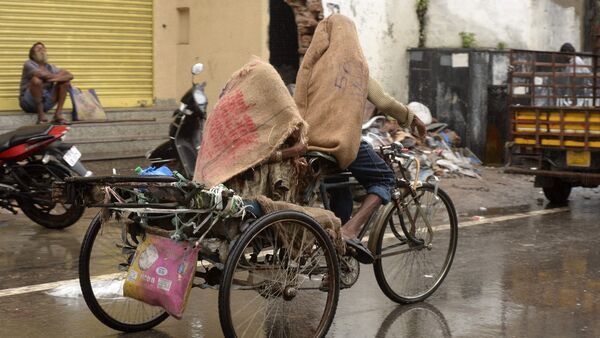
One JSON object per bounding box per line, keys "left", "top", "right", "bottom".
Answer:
{"left": 46, "top": 69, "right": 73, "bottom": 83}
{"left": 367, "top": 77, "right": 412, "bottom": 126}
{"left": 33, "top": 65, "right": 73, "bottom": 83}
{"left": 367, "top": 77, "right": 426, "bottom": 139}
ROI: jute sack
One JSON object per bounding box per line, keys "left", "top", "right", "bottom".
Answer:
{"left": 193, "top": 57, "right": 307, "bottom": 187}
{"left": 255, "top": 195, "right": 345, "bottom": 255}
{"left": 294, "top": 14, "right": 369, "bottom": 169}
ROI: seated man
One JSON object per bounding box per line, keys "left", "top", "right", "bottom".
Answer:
{"left": 19, "top": 42, "right": 73, "bottom": 124}
{"left": 334, "top": 77, "right": 425, "bottom": 230}
{"left": 294, "top": 14, "right": 426, "bottom": 263}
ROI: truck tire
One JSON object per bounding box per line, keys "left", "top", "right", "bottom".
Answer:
{"left": 542, "top": 178, "right": 571, "bottom": 204}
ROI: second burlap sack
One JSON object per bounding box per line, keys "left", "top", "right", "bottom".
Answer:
{"left": 193, "top": 57, "right": 307, "bottom": 187}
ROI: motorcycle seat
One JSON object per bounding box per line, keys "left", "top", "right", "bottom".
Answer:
{"left": 0, "top": 125, "right": 53, "bottom": 153}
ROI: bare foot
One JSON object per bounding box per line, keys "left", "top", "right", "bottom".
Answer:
{"left": 37, "top": 113, "right": 48, "bottom": 124}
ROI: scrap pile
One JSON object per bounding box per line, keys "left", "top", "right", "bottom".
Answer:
{"left": 362, "top": 102, "right": 482, "bottom": 180}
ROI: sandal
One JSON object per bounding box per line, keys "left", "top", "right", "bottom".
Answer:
{"left": 344, "top": 238, "right": 374, "bottom": 264}
{"left": 36, "top": 118, "right": 49, "bottom": 124}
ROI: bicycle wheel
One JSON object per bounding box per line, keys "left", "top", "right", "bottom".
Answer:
{"left": 373, "top": 183, "right": 458, "bottom": 303}
{"left": 219, "top": 211, "right": 340, "bottom": 338}
{"left": 79, "top": 212, "right": 169, "bottom": 332}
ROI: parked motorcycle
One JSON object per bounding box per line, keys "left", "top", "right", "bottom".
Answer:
{"left": 147, "top": 63, "right": 207, "bottom": 178}
{"left": 0, "top": 123, "right": 91, "bottom": 228}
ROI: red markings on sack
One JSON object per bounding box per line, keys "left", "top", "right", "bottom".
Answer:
{"left": 199, "top": 89, "right": 258, "bottom": 162}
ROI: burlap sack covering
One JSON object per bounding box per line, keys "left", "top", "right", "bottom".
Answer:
{"left": 193, "top": 57, "right": 307, "bottom": 187}
{"left": 294, "top": 14, "right": 369, "bottom": 169}
{"left": 255, "top": 195, "right": 345, "bottom": 255}
{"left": 226, "top": 155, "right": 307, "bottom": 203}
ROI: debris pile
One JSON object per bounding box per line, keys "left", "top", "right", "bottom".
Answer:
{"left": 362, "top": 102, "right": 482, "bottom": 180}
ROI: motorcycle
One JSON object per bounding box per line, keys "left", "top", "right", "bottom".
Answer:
{"left": 0, "top": 123, "right": 91, "bottom": 228}
{"left": 147, "top": 63, "right": 207, "bottom": 178}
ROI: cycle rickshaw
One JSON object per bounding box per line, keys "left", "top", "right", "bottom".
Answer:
{"left": 55, "top": 140, "right": 458, "bottom": 338}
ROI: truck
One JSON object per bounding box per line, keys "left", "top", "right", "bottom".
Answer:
{"left": 505, "top": 49, "right": 600, "bottom": 203}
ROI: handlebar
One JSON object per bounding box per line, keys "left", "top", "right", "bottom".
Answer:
{"left": 379, "top": 141, "right": 421, "bottom": 188}
{"left": 379, "top": 141, "right": 410, "bottom": 158}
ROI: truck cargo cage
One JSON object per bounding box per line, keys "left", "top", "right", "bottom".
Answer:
{"left": 508, "top": 49, "right": 600, "bottom": 150}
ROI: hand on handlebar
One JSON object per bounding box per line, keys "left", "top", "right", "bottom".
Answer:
{"left": 411, "top": 116, "right": 427, "bottom": 141}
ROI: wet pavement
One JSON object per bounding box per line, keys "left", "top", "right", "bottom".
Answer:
{"left": 0, "top": 190, "right": 599, "bottom": 337}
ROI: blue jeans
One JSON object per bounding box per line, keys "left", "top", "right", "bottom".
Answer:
{"left": 329, "top": 141, "right": 395, "bottom": 224}
{"left": 20, "top": 86, "right": 56, "bottom": 113}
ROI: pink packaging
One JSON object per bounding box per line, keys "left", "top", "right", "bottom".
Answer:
{"left": 123, "top": 234, "right": 200, "bottom": 319}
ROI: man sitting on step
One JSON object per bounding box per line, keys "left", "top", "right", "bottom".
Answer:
{"left": 19, "top": 42, "right": 73, "bottom": 125}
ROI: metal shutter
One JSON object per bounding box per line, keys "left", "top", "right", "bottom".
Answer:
{"left": 0, "top": 0, "right": 153, "bottom": 111}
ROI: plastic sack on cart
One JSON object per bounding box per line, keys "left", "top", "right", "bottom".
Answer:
{"left": 123, "top": 234, "right": 201, "bottom": 319}
{"left": 135, "top": 165, "right": 174, "bottom": 176}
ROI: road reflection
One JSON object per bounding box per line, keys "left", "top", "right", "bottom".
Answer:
{"left": 375, "top": 302, "right": 451, "bottom": 338}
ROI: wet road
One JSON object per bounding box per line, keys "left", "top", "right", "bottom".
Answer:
{"left": 0, "top": 190, "right": 599, "bottom": 337}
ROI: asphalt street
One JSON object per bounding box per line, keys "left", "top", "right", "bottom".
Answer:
{"left": 0, "top": 189, "right": 599, "bottom": 337}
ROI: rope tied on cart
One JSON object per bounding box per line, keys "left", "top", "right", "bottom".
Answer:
{"left": 170, "top": 184, "right": 249, "bottom": 241}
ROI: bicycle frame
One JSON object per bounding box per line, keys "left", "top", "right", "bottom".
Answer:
{"left": 310, "top": 143, "right": 438, "bottom": 254}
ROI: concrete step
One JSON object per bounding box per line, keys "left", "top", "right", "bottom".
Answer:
{"left": 0, "top": 108, "right": 174, "bottom": 128}
{"left": 103, "top": 108, "right": 174, "bottom": 121}
{"left": 0, "top": 121, "right": 171, "bottom": 142}
{"left": 63, "top": 120, "right": 171, "bottom": 140}
{"left": 0, "top": 108, "right": 176, "bottom": 165}
{"left": 74, "top": 136, "right": 165, "bottom": 155}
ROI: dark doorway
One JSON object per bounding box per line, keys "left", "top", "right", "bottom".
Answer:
{"left": 269, "top": 0, "right": 300, "bottom": 85}
{"left": 486, "top": 85, "right": 508, "bottom": 165}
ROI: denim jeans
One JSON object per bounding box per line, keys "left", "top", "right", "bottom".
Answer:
{"left": 20, "top": 86, "right": 56, "bottom": 113}
{"left": 328, "top": 141, "right": 395, "bottom": 224}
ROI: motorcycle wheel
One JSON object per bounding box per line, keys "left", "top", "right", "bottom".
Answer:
{"left": 15, "top": 161, "right": 85, "bottom": 229}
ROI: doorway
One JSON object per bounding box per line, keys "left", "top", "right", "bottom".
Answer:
{"left": 269, "top": 0, "right": 300, "bottom": 85}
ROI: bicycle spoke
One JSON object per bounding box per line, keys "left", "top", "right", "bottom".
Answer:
{"left": 224, "top": 214, "right": 338, "bottom": 338}
{"left": 82, "top": 213, "right": 167, "bottom": 328}
{"left": 374, "top": 185, "right": 457, "bottom": 303}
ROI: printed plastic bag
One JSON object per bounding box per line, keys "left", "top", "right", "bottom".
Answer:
{"left": 123, "top": 234, "right": 200, "bottom": 319}
{"left": 69, "top": 87, "right": 106, "bottom": 121}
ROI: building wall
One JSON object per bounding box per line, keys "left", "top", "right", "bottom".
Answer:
{"left": 426, "top": 0, "right": 584, "bottom": 51}
{"left": 323, "top": 1, "right": 420, "bottom": 103}
{"left": 153, "top": 0, "right": 269, "bottom": 110}
{"left": 324, "top": 0, "right": 584, "bottom": 103}
{"left": 152, "top": 0, "right": 583, "bottom": 109}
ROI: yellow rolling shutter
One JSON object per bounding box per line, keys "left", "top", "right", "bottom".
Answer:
{"left": 0, "top": 0, "right": 153, "bottom": 111}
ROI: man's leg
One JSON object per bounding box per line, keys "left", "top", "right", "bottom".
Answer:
{"left": 328, "top": 184, "right": 354, "bottom": 225}
{"left": 28, "top": 76, "right": 46, "bottom": 121}
{"left": 341, "top": 194, "right": 381, "bottom": 240}
{"left": 341, "top": 141, "right": 396, "bottom": 240}
{"left": 52, "top": 81, "right": 70, "bottom": 120}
